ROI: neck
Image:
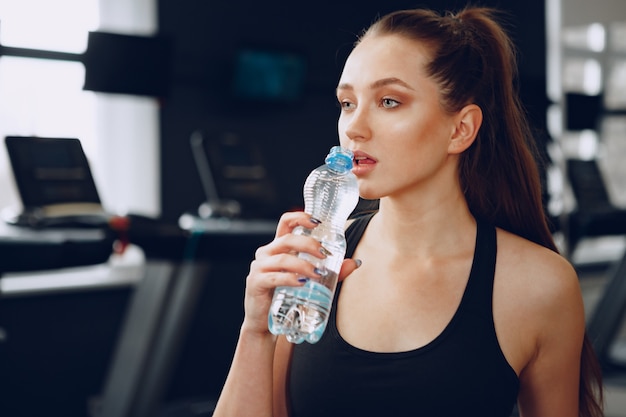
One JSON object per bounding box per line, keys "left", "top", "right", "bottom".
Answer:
{"left": 372, "top": 191, "right": 476, "bottom": 258}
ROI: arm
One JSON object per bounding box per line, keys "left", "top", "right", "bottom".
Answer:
{"left": 212, "top": 329, "right": 278, "bottom": 417}
{"left": 212, "top": 212, "right": 360, "bottom": 417}
{"left": 516, "top": 253, "right": 586, "bottom": 417}
{"left": 273, "top": 335, "right": 295, "bottom": 417}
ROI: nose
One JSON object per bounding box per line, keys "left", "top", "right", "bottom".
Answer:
{"left": 340, "top": 105, "right": 371, "bottom": 143}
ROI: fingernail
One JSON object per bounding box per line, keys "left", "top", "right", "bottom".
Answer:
{"left": 314, "top": 267, "right": 328, "bottom": 277}
{"left": 298, "top": 277, "right": 310, "bottom": 283}
{"left": 319, "top": 246, "right": 333, "bottom": 257}
{"left": 309, "top": 217, "right": 322, "bottom": 225}
{"left": 354, "top": 259, "right": 362, "bottom": 268}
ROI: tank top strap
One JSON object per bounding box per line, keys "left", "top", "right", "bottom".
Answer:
{"left": 461, "top": 219, "right": 498, "bottom": 318}
{"left": 332, "top": 211, "right": 375, "bottom": 311}
{"left": 345, "top": 211, "right": 376, "bottom": 258}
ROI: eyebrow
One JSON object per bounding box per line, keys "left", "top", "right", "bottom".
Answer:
{"left": 336, "top": 77, "right": 415, "bottom": 92}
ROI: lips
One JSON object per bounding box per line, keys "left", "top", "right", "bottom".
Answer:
{"left": 351, "top": 150, "right": 376, "bottom": 176}
{"left": 352, "top": 150, "right": 376, "bottom": 165}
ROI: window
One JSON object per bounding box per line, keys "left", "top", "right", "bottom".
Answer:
{"left": 0, "top": 0, "right": 98, "bottom": 52}
{"left": 0, "top": 0, "right": 160, "bottom": 217}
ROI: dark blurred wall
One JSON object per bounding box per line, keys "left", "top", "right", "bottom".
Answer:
{"left": 157, "top": 0, "right": 547, "bottom": 222}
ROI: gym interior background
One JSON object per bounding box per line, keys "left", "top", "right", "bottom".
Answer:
{"left": 1, "top": 0, "right": 626, "bottom": 416}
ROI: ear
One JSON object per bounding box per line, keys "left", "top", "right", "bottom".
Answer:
{"left": 448, "top": 104, "right": 482, "bottom": 154}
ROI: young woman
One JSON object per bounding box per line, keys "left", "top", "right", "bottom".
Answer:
{"left": 213, "top": 6, "right": 604, "bottom": 417}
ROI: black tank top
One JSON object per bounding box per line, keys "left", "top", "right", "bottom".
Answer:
{"left": 288, "top": 213, "right": 519, "bottom": 417}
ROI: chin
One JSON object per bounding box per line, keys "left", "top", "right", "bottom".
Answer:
{"left": 358, "top": 187, "right": 382, "bottom": 201}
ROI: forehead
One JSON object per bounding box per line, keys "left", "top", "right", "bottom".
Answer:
{"left": 341, "top": 34, "right": 432, "bottom": 82}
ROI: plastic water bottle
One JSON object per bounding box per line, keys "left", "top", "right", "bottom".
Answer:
{"left": 268, "top": 146, "right": 359, "bottom": 344}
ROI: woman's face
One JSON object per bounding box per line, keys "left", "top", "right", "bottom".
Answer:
{"left": 337, "top": 34, "right": 460, "bottom": 201}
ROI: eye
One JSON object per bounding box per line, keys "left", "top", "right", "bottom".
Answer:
{"left": 338, "top": 100, "right": 356, "bottom": 111}
{"left": 381, "top": 98, "right": 400, "bottom": 109}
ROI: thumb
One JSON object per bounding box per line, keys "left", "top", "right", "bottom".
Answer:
{"left": 338, "top": 258, "right": 362, "bottom": 282}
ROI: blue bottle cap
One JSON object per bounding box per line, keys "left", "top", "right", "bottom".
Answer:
{"left": 325, "top": 146, "right": 353, "bottom": 172}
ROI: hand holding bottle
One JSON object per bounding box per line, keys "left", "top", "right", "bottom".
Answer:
{"left": 241, "top": 211, "right": 360, "bottom": 337}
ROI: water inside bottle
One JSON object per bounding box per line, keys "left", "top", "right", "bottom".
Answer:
{"left": 268, "top": 278, "right": 334, "bottom": 344}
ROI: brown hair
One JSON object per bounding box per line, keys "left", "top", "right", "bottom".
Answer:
{"left": 361, "top": 7, "right": 603, "bottom": 417}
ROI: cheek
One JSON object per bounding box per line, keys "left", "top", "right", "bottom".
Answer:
{"left": 337, "top": 116, "right": 349, "bottom": 143}
{"left": 338, "top": 126, "right": 349, "bottom": 147}
{"left": 387, "top": 121, "right": 450, "bottom": 169}
{"left": 399, "top": 115, "right": 451, "bottom": 151}
{"left": 386, "top": 120, "right": 429, "bottom": 150}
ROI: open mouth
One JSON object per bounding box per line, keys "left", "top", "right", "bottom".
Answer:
{"left": 354, "top": 155, "right": 374, "bottom": 165}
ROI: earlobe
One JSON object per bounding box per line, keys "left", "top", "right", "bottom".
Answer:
{"left": 448, "top": 104, "right": 482, "bottom": 154}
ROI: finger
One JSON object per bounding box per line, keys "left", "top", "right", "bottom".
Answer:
{"left": 338, "top": 258, "right": 362, "bottom": 282}
{"left": 251, "top": 253, "right": 325, "bottom": 284}
{"left": 256, "top": 233, "right": 330, "bottom": 261}
{"left": 247, "top": 270, "right": 302, "bottom": 293}
{"left": 274, "top": 211, "right": 321, "bottom": 238}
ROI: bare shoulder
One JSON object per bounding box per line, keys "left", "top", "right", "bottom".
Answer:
{"left": 494, "top": 228, "right": 585, "bottom": 376}
{"left": 495, "top": 228, "right": 581, "bottom": 302}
